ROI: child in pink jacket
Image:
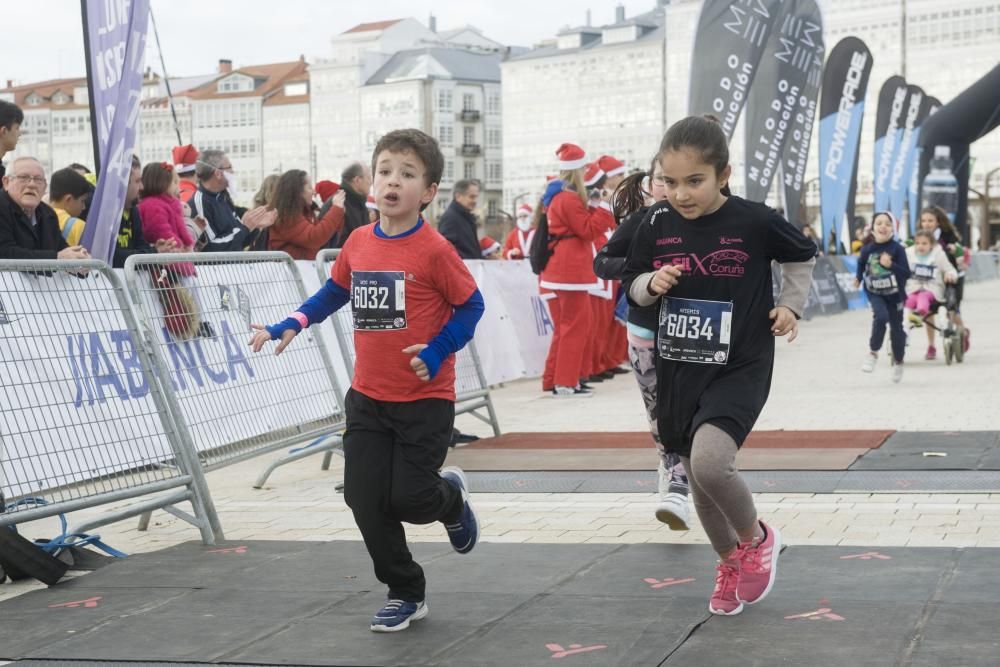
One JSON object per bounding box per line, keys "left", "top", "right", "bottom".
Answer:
{"left": 138, "top": 162, "right": 196, "bottom": 276}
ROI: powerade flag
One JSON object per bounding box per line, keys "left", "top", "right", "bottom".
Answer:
{"left": 777, "top": 0, "right": 824, "bottom": 226}
{"left": 744, "top": 0, "right": 823, "bottom": 204}
{"left": 688, "top": 0, "right": 787, "bottom": 140}
{"left": 79, "top": 0, "right": 151, "bottom": 265}
{"left": 888, "top": 86, "right": 932, "bottom": 237}
{"left": 872, "top": 75, "right": 909, "bottom": 214}
{"left": 907, "top": 96, "right": 941, "bottom": 233}
{"left": 888, "top": 84, "right": 927, "bottom": 230}
{"left": 818, "top": 37, "right": 872, "bottom": 254}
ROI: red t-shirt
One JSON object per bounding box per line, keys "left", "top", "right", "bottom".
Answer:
{"left": 332, "top": 220, "right": 478, "bottom": 402}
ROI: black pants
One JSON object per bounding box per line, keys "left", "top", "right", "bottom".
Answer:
{"left": 342, "top": 388, "right": 463, "bottom": 602}
{"left": 869, "top": 293, "right": 905, "bottom": 362}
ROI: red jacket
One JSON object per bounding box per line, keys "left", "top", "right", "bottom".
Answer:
{"left": 539, "top": 191, "right": 613, "bottom": 291}
{"left": 502, "top": 227, "right": 535, "bottom": 260}
{"left": 268, "top": 205, "right": 344, "bottom": 260}
{"left": 178, "top": 179, "right": 197, "bottom": 204}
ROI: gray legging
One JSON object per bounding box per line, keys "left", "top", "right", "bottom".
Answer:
{"left": 680, "top": 423, "right": 758, "bottom": 555}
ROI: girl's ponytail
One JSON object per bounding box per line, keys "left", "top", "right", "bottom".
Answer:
{"left": 612, "top": 171, "right": 647, "bottom": 221}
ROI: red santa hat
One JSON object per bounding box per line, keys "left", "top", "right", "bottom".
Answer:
{"left": 171, "top": 144, "right": 199, "bottom": 175}
{"left": 597, "top": 155, "right": 626, "bottom": 178}
{"left": 555, "top": 143, "right": 587, "bottom": 171}
{"left": 366, "top": 194, "right": 378, "bottom": 210}
{"left": 583, "top": 162, "right": 605, "bottom": 187}
{"left": 516, "top": 203, "right": 533, "bottom": 217}
{"left": 315, "top": 180, "right": 339, "bottom": 202}
{"left": 480, "top": 236, "right": 501, "bottom": 257}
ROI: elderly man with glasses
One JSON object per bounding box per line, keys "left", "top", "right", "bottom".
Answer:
{"left": 0, "top": 157, "right": 90, "bottom": 260}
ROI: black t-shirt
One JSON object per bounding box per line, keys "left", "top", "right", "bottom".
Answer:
{"left": 593, "top": 207, "right": 658, "bottom": 333}
{"left": 623, "top": 196, "right": 816, "bottom": 456}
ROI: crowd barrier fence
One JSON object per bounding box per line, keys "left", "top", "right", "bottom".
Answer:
{"left": 0, "top": 260, "right": 220, "bottom": 544}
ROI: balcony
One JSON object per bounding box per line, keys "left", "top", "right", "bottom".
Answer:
{"left": 460, "top": 144, "right": 482, "bottom": 157}
{"left": 459, "top": 109, "right": 481, "bottom": 122}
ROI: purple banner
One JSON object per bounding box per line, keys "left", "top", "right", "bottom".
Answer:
{"left": 80, "top": 0, "right": 150, "bottom": 264}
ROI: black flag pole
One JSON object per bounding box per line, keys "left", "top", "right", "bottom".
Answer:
{"left": 80, "top": 0, "right": 101, "bottom": 172}
{"left": 149, "top": 4, "right": 183, "bottom": 146}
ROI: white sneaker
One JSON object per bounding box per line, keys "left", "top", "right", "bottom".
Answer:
{"left": 551, "top": 385, "right": 593, "bottom": 398}
{"left": 891, "top": 361, "right": 904, "bottom": 384}
{"left": 655, "top": 461, "right": 690, "bottom": 530}
{"left": 861, "top": 352, "right": 877, "bottom": 373}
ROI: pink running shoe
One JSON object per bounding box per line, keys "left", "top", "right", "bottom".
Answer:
{"left": 736, "top": 521, "right": 782, "bottom": 605}
{"left": 925, "top": 345, "right": 937, "bottom": 361}
{"left": 709, "top": 557, "right": 743, "bottom": 616}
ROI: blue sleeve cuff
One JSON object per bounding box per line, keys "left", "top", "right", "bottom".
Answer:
{"left": 265, "top": 317, "right": 303, "bottom": 340}
{"left": 417, "top": 289, "right": 485, "bottom": 380}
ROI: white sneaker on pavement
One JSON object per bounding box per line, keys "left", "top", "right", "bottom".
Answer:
{"left": 861, "top": 352, "right": 877, "bottom": 373}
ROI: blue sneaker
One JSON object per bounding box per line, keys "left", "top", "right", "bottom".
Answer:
{"left": 440, "top": 466, "right": 479, "bottom": 554}
{"left": 370, "top": 599, "right": 428, "bottom": 632}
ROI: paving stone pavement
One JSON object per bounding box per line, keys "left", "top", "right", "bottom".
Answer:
{"left": 2, "top": 281, "right": 998, "bottom": 604}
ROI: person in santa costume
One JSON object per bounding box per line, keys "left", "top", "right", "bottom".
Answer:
{"left": 539, "top": 143, "right": 615, "bottom": 397}
{"left": 172, "top": 144, "right": 200, "bottom": 205}
{"left": 479, "top": 235, "right": 502, "bottom": 260}
{"left": 582, "top": 161, "right": 614, "bottom": 385}
{"left": 596, "top": 154, "right": 630, "bottom": 376}
{"left": 503, "top": 203, "right": 534, "bottom": 259}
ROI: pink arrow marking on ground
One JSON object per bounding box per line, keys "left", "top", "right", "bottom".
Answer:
{"left": 546, "top": 643, "right": 609, "bottom": 659}
{"left": 634, "top": 479, "right": 654, "bottom": 487}
{"left": 643, "top": 577, "right": 696, "bottom": 589}
{"left": 763, "top": 480, "right": 778, "bottom": 488}
{"left": 49, "top": 596, "right": 102, "bottom": 609}
{"left": 840, "top": 551, "right": 892, "bottom": 560}
{"left": 514, "top": 480, "right": 531, "bottom": 488}
{"left": 896, "top": 480, "right": 914, "bottom": 488}
{"left": 206, "top": 546, "right": 248, "bottom": 554}
{"left": 785, "top": 607, "right": 845, "bottom": 621}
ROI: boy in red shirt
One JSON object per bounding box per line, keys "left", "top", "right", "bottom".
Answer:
{"left": 250, "top": 129, "right": 484, "bottom": 632}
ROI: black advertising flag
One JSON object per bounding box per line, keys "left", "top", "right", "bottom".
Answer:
{"left": 817, "top": 37, "right": 873, "bottom": 253}
{"left": 777, "top": 0, "right": 824, "bottom": 226}
{"left": 688, "top": 0, "right": 787, "bottom": 140}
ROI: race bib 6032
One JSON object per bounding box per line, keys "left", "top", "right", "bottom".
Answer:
{"left": 352, "top": 271, "right": 406, "bottom": 330}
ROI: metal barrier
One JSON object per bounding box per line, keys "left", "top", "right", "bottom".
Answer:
{"left": 316, "top": 249, "right": 501, "bottom": 435}
{"left": 122, "top": 253, "right": 347, "bottom": 490}
{"left": 0, "top": 260, "right": 220, "bottom": 544}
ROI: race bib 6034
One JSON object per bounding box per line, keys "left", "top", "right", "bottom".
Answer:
{"left": 658, "top": 296, "right": 733, "bottom": 365}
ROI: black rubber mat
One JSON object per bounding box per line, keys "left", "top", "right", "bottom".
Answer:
{"left": 461, "top": 470, "right": 999, "bottom": 493}
{"left": 1, "top": 541, "right": 996, "bottom": 666}
{"left": 850, "top": 431, "right": 1000, "bottom": 471}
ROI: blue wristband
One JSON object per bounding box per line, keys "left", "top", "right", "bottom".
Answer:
{"left": 265, "top": 317, "right": 303, "bottom": 340}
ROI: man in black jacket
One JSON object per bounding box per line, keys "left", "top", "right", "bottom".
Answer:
{"left": 321, "top": 161, "right": 371, "bottom": 248}
{"left": 189, "top": 149, "right": 274, "bottom": 252}
{"left": 437, "top": 179, "right": 481, "bottom": 259}
{"left": 0, "top": 157, "right": 90, "bottom": 260}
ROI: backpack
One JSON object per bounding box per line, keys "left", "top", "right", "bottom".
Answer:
{"left": 529, "top": 212, "right": 556, "bottom": 275}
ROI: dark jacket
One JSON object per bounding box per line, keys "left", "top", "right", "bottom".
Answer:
{"left": 437, "top": 200, "right": 479, "bottom": 260}
{"left": 321, "top": 184, "right": 369, "bottom": 249}
{"left": 112, "top": 203, "right": 156, "bottom": 268}
{"left": 0, "top": 190, "right": 68, "bottom": 260}
{"left": 594, "top": 207, "right": 658, "bottom": 332}
{"left": 189, "top": 185, "right": 258, "bottom": 252}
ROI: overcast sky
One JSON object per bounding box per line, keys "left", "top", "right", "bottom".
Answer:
{"left": 1, "top": 0, "right": 658, "bottom": 85}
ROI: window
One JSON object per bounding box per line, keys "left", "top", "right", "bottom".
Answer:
{"left": 487, "top": 160, "right": 502, "bottom": 183}
{"left": 444, "top": 159, "right": 454, "bottom": 182}
{"left": 487, "top": 127, "right": 501, "bottom": 149}
{"left": 437, "top": 89, "right": 452, "bottom": 111}
{"left": 463, "top": 126, "right": 475, "bottom": 145}
{"left": 487, "top": 199, "right": 498, "bottom": 217}
{"left": 437, "top": 124, "right": 454, "bottom": 146}
{"left": 463, "top": 161, "right": 476, "bottom": 180}
{"left": 462, "top": 93, "right": 475, "bottom": 112}
{"left": 487, "top": 91, "right": 501, "bottom": 114}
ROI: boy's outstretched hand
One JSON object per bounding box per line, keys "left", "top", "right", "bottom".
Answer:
{"left": 249, "top": 323, "right": 297, "bottom": 355}
{"left": 769, "top": 306, "right": 798, "bottom": 342}
{"left": 403, "top": 343, "right": 430, "bottom": 381}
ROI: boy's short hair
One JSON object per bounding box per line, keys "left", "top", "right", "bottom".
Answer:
{"left": 49, "top": 167, "right": 92, "bottom": 201}
{"left": 913, "top": 229, "right": 935, "bottom": 243}
{"left": 371, "top": 129, "right": 444, "bottom": 188}
{"left": 0, "top": 100, "right": 24, "bottom": 130}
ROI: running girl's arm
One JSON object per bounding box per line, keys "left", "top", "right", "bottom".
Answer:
{"left": 855, "top": 245, "right": 870, "bottom": 283}
{"left": 891, "top": 244, "right": 911, "bottom": 285}
{"left": 776, "top": 260, "right": 815, "bottom": 319}
{"left": 593, "top": 210, "right": 642, "bottom": 280}
{"left": 414, "top": 289, "right": 486, "bottom": 380}
{"left": 265, "top": 278, "right": 351, "bottom": 339}
{"left": 623, "top": 206, "right": 669, "bottom": 307}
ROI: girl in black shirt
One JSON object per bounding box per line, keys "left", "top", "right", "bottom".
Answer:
{"left": 624, "top": 116, "right": 816, "bottom": 617}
